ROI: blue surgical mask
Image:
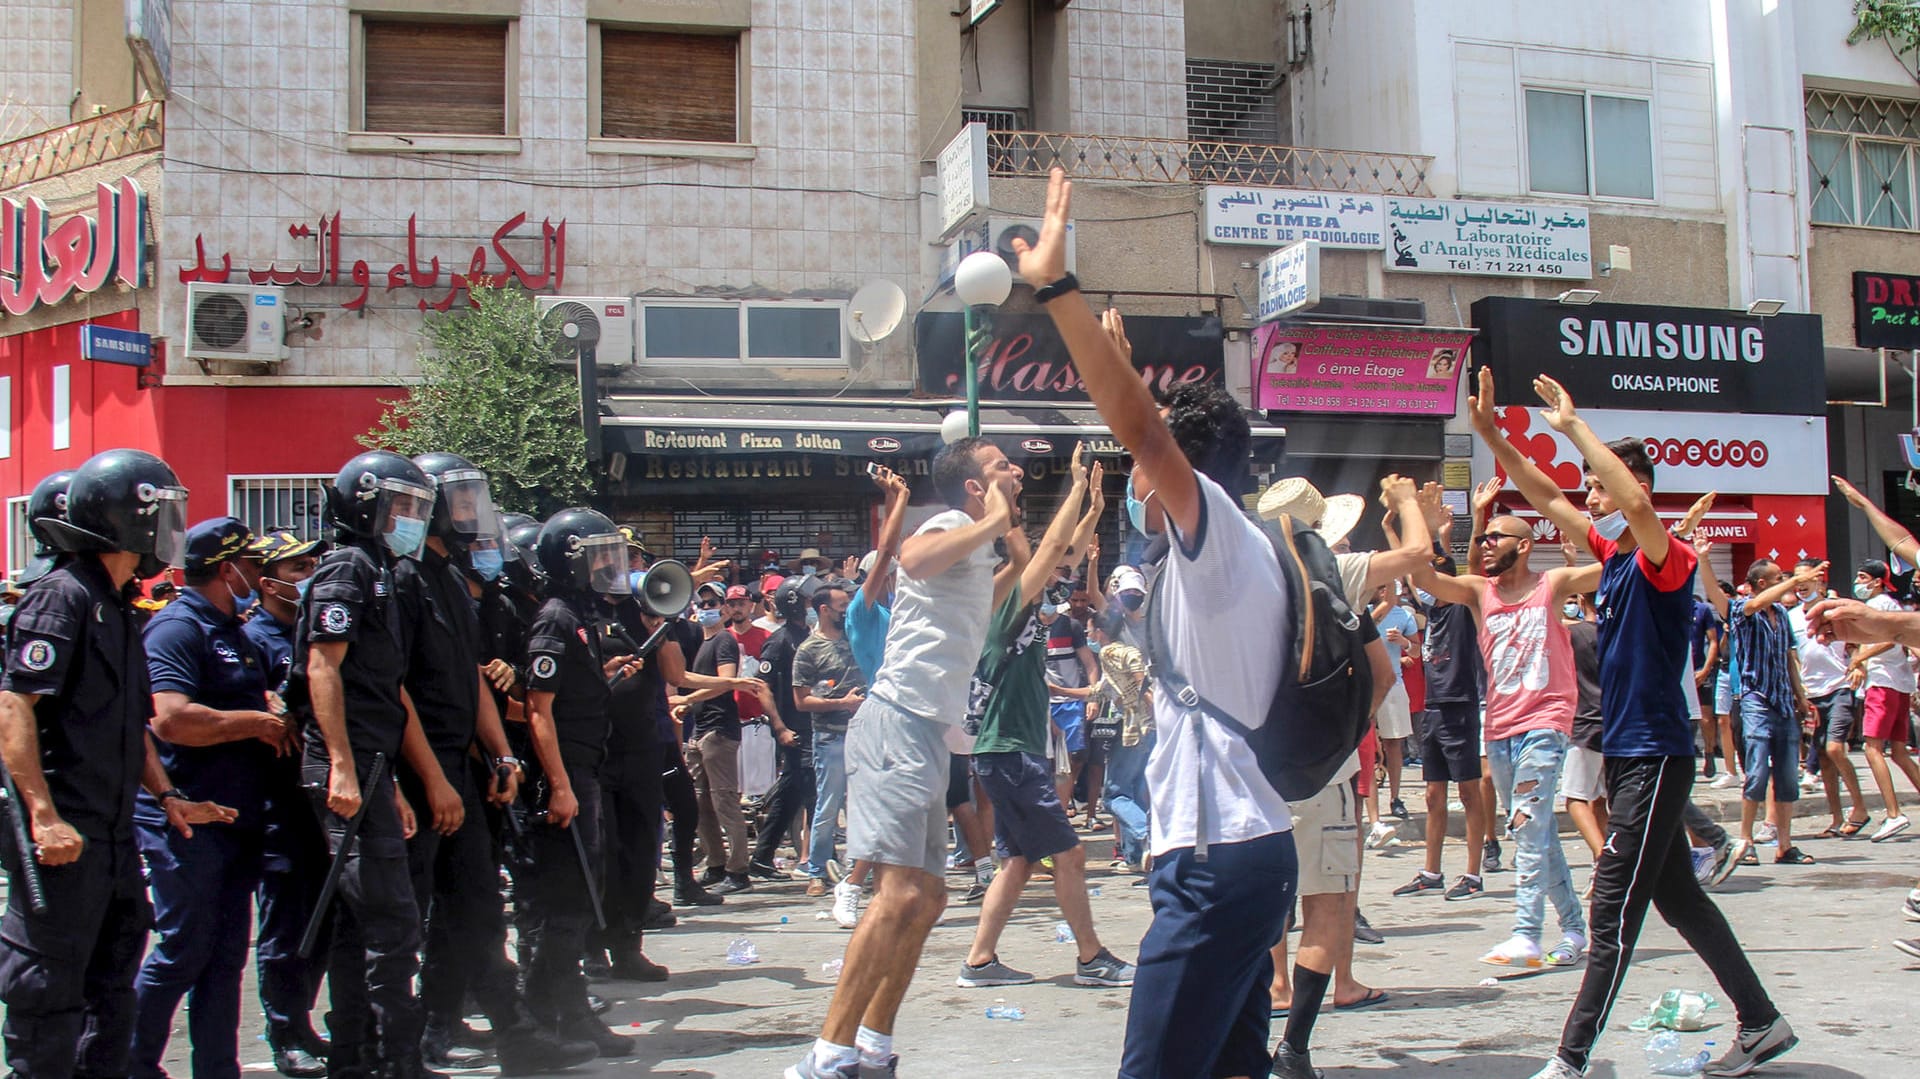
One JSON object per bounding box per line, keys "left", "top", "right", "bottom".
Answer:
{"left": 296, "top": 576, "right": 312, "bottom": 600}
{"left": 1089, "top": 640, "right": 1104, "bottom": 655}
{"left": 1125, "top": 474, "right": 1149, "bottom": 535}
{"left": 1591, "top": 510, "right": 1630, "bottom": 542}
{"left": 697, "top": 607, "right": 723, "bottom": 628}
{"left": 1563, "top": 602, "right": 1581, "bottom": 620}
{"left": 385, "top": 515, "right": 429, "bottom": 558}
{"left": 802, "top": 564, "right": 818, "bottom": 578}
{"left": 1854, "top": 582, "right": 1873, "bottom": 601}
{"left": 470, "top": 548, "right": 504, "bottom": 581}
{"left": 806, "top": 607, "right": 820, "bottom": 629}
{"left": 1039, "top": 603, "right": 1061, "bottom": 617}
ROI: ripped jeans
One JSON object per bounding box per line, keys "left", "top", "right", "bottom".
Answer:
{"left": 1486, "top": 728, "right": 1587, "bottom": 945}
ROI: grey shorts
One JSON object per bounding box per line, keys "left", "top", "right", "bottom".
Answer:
{"left": 845, "top": 696, "right": 952, "bottom": 878}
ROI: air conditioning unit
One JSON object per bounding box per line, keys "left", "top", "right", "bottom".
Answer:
{"left": 185, "top": 283, "right": 286, "bottom": 363}
{"left": 538, "top": 296, "right": 634, "bottom": 366}
{"left": 986, "top": 217, "right": 1076, "bottom": 274}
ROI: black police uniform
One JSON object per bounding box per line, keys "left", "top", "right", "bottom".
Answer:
{"left": 0, "top": 556, "right": 154, "bottom": 1078}
{"left": 287, "top": 540, "right": 421, "bottom": 1073}
{"left": 130, "top": 586, "right": 276, "bottom": 1079}
{"left": 244, "top": 603, "right": 333, "bottom": 1055}
{"left": 594, "top": 603, "right": 677, "bottom": 962}
{"left": 521, "top": 593, "right": 612, "bottom": 1023}
{"left": 749, "top": 619, "right": 813, "bottom": 871}
{"left": 393, "top": 548, "right": 524, "bottom": 1038}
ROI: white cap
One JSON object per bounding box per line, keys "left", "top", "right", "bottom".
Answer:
{"left": 1111, "top": 565, "right": 1147, "bottom": 594}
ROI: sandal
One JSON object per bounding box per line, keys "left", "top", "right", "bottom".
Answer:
{"left": 1736, "top": 845, "right": 1760, "bottom": 867}
{"left": 1813, "top": 825, "right": 1845, "bottom": 839}
{"left": 1775, "top": 847, "right": 1816, "bottom": 865}
{"left": 1841, "top": 815, "right": 1873, "bottom": 837}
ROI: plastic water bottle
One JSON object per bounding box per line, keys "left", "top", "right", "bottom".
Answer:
{"left": 984, "top": 1005, "right": 1026, "bottom": 1021}
{"left": 1644, "top": 1031, "right": 1710, "bottom": 1076}
{"left": 725, "top": 938, "right": 759, "bottom": 965}
{"left": 1053, "top": 921, "right": 1076, "bottom": 943}
{"left": 1088, "top": 886, "right": 1103, "bottom": 898}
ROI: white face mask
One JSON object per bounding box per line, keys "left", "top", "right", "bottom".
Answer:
{"left": 1592, "top": 510, "right": 1630, "bottom": 542}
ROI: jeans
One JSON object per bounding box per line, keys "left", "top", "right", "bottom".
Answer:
{"left": 806, "top": 730, "right": 848, "bottom": 878}
{"left": 1105, "top": 730, "right": 1155, "bottom": 866}
{"left": 1739, "top": 693, "right": 1801, "bottom": 804}
{"left": 1486, "top": 729, "right": 1585, "bottom": 945}
{"left": 751, "top": 740, "right": 816, "bottom": 868}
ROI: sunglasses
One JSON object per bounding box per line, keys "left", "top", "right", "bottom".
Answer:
{"left": 697, "top": 599, "right": 721, "bottom": 609}
{"left": 1477, "top": 531, "right": 1528, "bottom": 545}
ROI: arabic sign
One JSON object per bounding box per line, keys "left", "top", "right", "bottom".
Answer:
{"left": 1252, "top": 322, "right": 1472, "bottom": 415}
{"left": 178, "top": 212, "right": 567, "bottom": 312}
{"left": 1385, "top": 198, "right": 1590, "bottom": 279}
{"left": 1257, "top": 239, "right": 1320, "bottom": 322}
{"left": 1483, "top": 404, "right": 1828, "bottom": 495}
{"left": 1853, "top": 271, "right": 1920, "bottom": 349}
{"left": 970, "top": 0, "right": 1001, "bottom": 26}
{"left": 1204, "top": 186, "right": 1386, "bottom": 249}
{"left": 1471, "top": 297, "right": 1825, "bottom": 416}
{"left": 914, "top": 312, "right": 1223, "bottom": 403}
{"left": 1, "top": 178, "right": 150, "bottom": 318}
{"left": 80, "top": 325, "right": 154, "bottom": 367}
{"left": 938, "top": 123, "right": 989, "bottom": 240}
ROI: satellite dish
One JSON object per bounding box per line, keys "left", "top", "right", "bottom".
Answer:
{"left": 849, "top": 281, "right": 907, "bottom": 345}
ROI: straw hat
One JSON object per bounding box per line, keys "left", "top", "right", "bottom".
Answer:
{"left": 1257, "top": 477, "right": 1365, "bottom": 546}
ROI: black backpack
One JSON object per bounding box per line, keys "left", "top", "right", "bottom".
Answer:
{"left": 1147, "top": 511, "right": 1374, "bottom": 808}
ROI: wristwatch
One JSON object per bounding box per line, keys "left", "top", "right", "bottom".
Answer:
{"left": 492, "top": 756, "right": 524, "bottom": 772}
{"left": 156, "top": 788, "right": 186, "bottom": 804}
{"left": 1033, "top": 273, "right": 1081, "bottom": 304}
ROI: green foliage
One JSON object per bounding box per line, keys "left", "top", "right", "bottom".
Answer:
{"left": 1850, "top": 0, "right": 1920, "bottom": 67}
{"left": 360, "top": 284, "right": 591, "bottom": 516}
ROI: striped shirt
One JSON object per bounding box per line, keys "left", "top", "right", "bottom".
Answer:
{"left": 1729, "top": 602, "right": 1794, "bottom": 710}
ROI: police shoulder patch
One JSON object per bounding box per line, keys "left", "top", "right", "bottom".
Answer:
{"left": 530, "top": 654, "right": 559, "bottom": 680}
{"left": 18, "top": 638, "right": 55, "bottom": 673}
{"left": 320, "top": 603, "right": 352, "bottom": 635}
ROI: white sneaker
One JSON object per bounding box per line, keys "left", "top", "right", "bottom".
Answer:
{"left": 1873, "top": 815, "right": 1912, "bottom": 843}
{"left": 1480, "top": 935, "right": 1544, "bottom": 969}
{"left": 832, "top": 880, "right": 861, "bottom": 929}
{"left": 1367, "top": 821, "right": 1398, "bottom": 850}
{"left": 1710, "top": 773, "right": 1738, "bottom": 790}
{"left": 1754, "top": 821, "right": 1778, "bottom": 845}
{"left": 1800, "top": 771, "right": 1822, "bottom": 793}
{"left": 1526, "top": 1057, "right": 1585, "bottom": 1078}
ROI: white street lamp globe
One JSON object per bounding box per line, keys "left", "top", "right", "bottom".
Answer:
{"left": 940, "top": 410, "right": 971, "bottom": 444}
{"left": 954, "top": 251, "right": 1013, "bottom": 307}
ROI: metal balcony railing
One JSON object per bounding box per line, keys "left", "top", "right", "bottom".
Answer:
{"left": 985, "top": 130, "right": 1434, "bottom": 196}
{"left": 0, "top": 100, "right": 164, "bottom": 191}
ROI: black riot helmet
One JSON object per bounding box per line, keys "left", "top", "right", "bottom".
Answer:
{"left": 773, "top": 576, "right": 816, "bottom": 623}
{"left": 326, "top": 450, "right": 436, "bottom": 558}
{"left": 16, "top": 469, "right": 75, "bottom": 585}
{"left": 48, "top": 449, "right": 190, "bottom": 580}
{"left": 412, "top": 451, "right": 502, "bottom": 552}
{"left": 535, "top": 508, "right": 630, "bottom": 597}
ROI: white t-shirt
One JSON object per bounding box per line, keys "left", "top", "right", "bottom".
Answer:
{"left": 1789, "top": 606, "right": 1850, "bottom": 697}
{"left": 1145, "top": 474, "right": 1293, "bottom": 856}
{"left": 1865, "top": 593, "right": 1917, "bottom": 693}
{"left": 866, "top": 508, "right": 996, "bottom": 724}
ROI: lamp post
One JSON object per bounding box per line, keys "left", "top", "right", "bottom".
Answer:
{"left": 953, "top": 251, "right": 1013, "bottom": 438}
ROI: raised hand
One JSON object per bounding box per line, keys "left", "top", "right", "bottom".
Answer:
{"left": 1101, "top": 308, "right": 1133, "bottom": 365}
{"left": 1380, "top": 473, "right": 1416, "bottom": 507}
{"left": 1071, "top": 441, "right": 1089, "bottom": 488}
{"left": 1832, "top": 475, "right": 1872, "bottom": 509}
{"left": 1533, "top": 375, "right": 1579, "bottom": 433}
{"left": 1674, "top": 491, "right": 1717, "bottom": 539}
{"left": 1791, "top": 559, "right": 1830, "bottom": 587}
{"left": 1011, "top": 167, "right": 1074, "bottom": 288}
{"left": 1467, "top": 366, "right": 1499, "bottom": 435}
{"left": 1416, "top": 481, "right": 1447, "bottom": 531}
{"left": 1472, "top": 477, "right": 1502, "bottom": 518}
{"left": 1088, "top": 461, "right": 1106, "bottom": 513}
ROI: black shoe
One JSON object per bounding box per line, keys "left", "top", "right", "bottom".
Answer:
{"left": 711, "top": 873, "right": 754, "bottom": 895}
{"left": 748, "top": 860, "right": 793, "bottom": 881}
{"left": 643, "top": 898, "right": 677, "bottom": 930}
{"left": 583, "top": 949, "right": 613, "bottom": 979}
{"left": 443, "top": 1021, "right": 492, "bottom": 1050}
{"left": 558, "top": 1015, "right": 635, "bottom": 1057}
{"left": 272, "top": 1046, "right": 328, "bottom": 1078}
{"left": 1390, "top": 799, "right": 1410, "bottom": 821}
{"left": 1270, "top": 1042, "right": 1323, "bottom": 1078}
{"left": 586, "top": 993, "right": 610, "bottom": 1015}
{"left": 421, "top": 1023, "right": 488, "bottom": 1068}
{"left": 497, "top": 1023, "right": 599, "bottom": 1076}
{"left": 1353, "top": 909, "right": 1385, "bottom": 946}
{"left": 610, "top": 953, "right": 671, "bottom": 982}
{"left": 674, "top": 881, "right": 725, "bottom": 907}
{"left": 386, "top": 1055, "right": 450, "bottom": 1079}
{"left": 699, "top": 867, "right": 726, "bottom": 887}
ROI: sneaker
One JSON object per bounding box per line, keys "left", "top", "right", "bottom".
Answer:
{"left": 832, "top": 880, "right": 862, "bottom": 929}
{"left": 1710, "top": 773, "right": 1738, "bottom": 790}
{"left": 1074, "top": 947, "right": 1136, "bottom": 987}
{"left": 957, "top": 954, "right": 1035, "bottom": 987}
{"left": 1483, "top": 839, "right": 1504, "bottom": 873}
{"left": 857, "top": 1055, "right": 899, "bottom": 1078}
{"left": 1444, "top": 874, "right": 1486, "bottom": 901}
{"left": 1392, "top": 872, "right": 1445, "bottom": 897}
{"left": 1705, "top": 1015, "right": 1796, "bottom": 1076}
{"left": 1903, "top": 891, "right": 1920, "bottom": 922}
{"left": 1799, "top": 770, "right": 1822, "bottom": 793}
{"left": 962, "top": 879, "right": 989, "bottom": 903}
{"left": 806, "top": 878, "right": 828, "bottom": 898}
{"left": 1268, "top": 1042, "right": 1321, "bottom": 1078}
{"left": 1545, "top": 932, "right": 1587, "bottom": 967}
{"left": 1353, "top": 909, "right": 1385, "bottom": 945}
{"left": 1690, "top": 846, "right": 1714, "bottom": 883}
{"left": 748, "top": 860, "right": 793, "bottom": 881}
{"left": 825, "top": 859, "right": 847, "bottom": 884}
{"left": 674, "top": 881, "right": 724, "bottom": 907}
{"left": 1366, "top": 821, "right": 1398, "bottom": 850}
{"left": 1706, "top": 838, "right": 1740, "bottom": 889}
{"left": 1479, "top": 935, "right": 1543, "bottom": 968}
{"left": 1753, "top": 821, "right": 1778, "bottom": 845}
{"left": 785, "top": 1053, "right": 859, "bottom": 1079}
{"left": 1390, "top": 798, "right": 1411, "bottom": 820}
{"left": 711, "top": 874, "right": 754, "bottom": 896}
{"left": 1872, "top": 815, "right": 1912, "bottom": 843}
{"left": 1893, "top": 937, "right": 1920, "bottom": 960}
{"left": 1525, "top": 1058, "right": 1586, "bottom": 1079}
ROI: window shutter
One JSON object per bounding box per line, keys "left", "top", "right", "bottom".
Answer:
{"left": 364, "top": 21, "right": 509, "bottom": 135}
{"left": 601, "top": 30, "right": 739, "bottom": 142}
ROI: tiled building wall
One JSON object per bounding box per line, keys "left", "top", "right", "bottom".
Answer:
{"left": 1065, "top": 0, "right": 1186, "bottom": 139}
{"left": 160, "top": 0, "right": 926, "bottom": 383}
{"left": 1, "top": 1, "right": 75, "bottom": 140}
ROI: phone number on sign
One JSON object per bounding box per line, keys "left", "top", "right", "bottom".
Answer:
{"left": 1438, "top": 258, "right": 1569, "bottom": 276}
{"left": 1269, "top": 394, "right": 1449, "bottom": 411}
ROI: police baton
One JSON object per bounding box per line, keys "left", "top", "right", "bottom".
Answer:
{"left": 568, "top": 816, "right": 607, "bottom": 931}
{"left": 299, "top": 751, "right": 389, "bottom": 959}
{"left": 0, "top": 762, "right": 47, "bottom": 915}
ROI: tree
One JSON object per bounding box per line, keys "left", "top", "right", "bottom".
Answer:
{"left": 360, "top": 283, "right": 592, "bottom": 516}
{"left": 1850, "top": 0, "right": 1920, "bottom": 84}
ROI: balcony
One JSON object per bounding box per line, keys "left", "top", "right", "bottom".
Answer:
{"left": 985, "top": 130, "right": 1434, "bottom": 196}
{"left": 0, "top": 100, "right": 164, "bottom": 190}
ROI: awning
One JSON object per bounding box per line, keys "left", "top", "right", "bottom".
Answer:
{"left": 598, "top": 396, "right": 1287, "bottom": 462}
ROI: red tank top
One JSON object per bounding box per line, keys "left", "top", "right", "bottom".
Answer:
{"left": 1478, "top": 574, "right": 1576, "bottom": 741}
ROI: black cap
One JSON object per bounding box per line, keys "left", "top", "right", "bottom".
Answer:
{"left": 184, "top": 517, "right": 254, "bottom": 574}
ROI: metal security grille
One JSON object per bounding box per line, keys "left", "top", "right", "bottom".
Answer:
{"left": 671, "top": 500, "right": 871, "bottom": 569}
{"left": 6, "top": 496, "right": 29, "bottom": 577}
{"left": 1807, "top": 89, "right": 1920, "bottom": 229}
{"left": 1187, "top": 58, "right": 1280, "bottom": 144}
{"left": 965, "top": 108, "right": 1028, "bottom": 173}
{"left": 230, "top": 475, "right": 334, "bottom": 542}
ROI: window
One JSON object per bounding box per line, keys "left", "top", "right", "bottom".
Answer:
{"left": 1807, "top": 90, "right": 1920, "bottom": 230}
{"left": 1524, "top": 89, "right": 1655, "bottom": 200}
{"left": 595, "top": 28, "right": 742, "bottom": 143}
{"left": 639, "top": 300, "right": 845, "bottom": 367}
{"left": 1187, "top": 58, "right": 1280, "bottom": 144}
{"left": 230, "top": 476, "right": 335, "bottom": 543}
{"left": 357, "top": 19, "right": 512, "bottom": 135}
{"left": 6, "top": 496, "right": 29, "bottom": 578}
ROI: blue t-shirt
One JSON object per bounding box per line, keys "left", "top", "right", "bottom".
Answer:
{"left": 847, "top": 584, "right": 892, "bottom": 690}
{"left": 141, "top": 587, "right": 276, "bottom": 825}
{"left": 1378, "top": 604, "right": 1418, "bottom": 686}
{"left": 1591, "top": 527, "right": 1698, "bottom": 758}
{"left": 1690, "top": 600, "right": 1722, "bottom": 671}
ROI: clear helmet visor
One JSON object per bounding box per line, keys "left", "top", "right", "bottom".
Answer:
{"left": 436, "top": 470, "right": 501, "bottom": 540}
{"left": 147, "top": 487, "right": 190, "bottom": 567}
{"left": 375, "top": 479, "right": 436, "bottom": 558}
{"left": 582, "top": 534, "right": 631, "bottom": 595}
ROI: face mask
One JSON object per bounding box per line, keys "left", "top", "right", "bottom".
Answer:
{"left": 1591, "top": 510, "right": 1630, "bottom": 542}
{"left": 1125, "top": 474, "right": 1150, "bottom": 535}
{"left": 1854, "top": 582, "right": 1874, "bottom": 601}
{"left": 385, "top": 515, "right": 428, "bottom": 558}
{"left": 470, "top": 548, "right": 505, "bottom": 582}
{"left": 696, "top": 607, "right": 722, "bottom": 628}
{"left": 1120, "top": 591, "right": 1144, "bottom": 612}
{"left": 1089, "top": 640, "right": 1104, "bottom": 656}
{"left": 1563, "top": 602, "right": 1581, "bottom": 620}
{"left": 1039, "top": 603, "right": 1060, "bottom": 617}
{"left": 806, "top": 608, "right": 820, "bottom": 629}
{"left": 802, "top": 564, "right": 818, "bottom": 578}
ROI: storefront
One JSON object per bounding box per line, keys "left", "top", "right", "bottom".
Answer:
{"left": 1470, "top": 296, "right": 1830, "bottom": 575}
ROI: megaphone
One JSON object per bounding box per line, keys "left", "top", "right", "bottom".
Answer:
{"left": 633, "top": 558, "right": 694, "bottom": 617}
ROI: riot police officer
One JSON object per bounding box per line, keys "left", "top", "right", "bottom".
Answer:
{"left": 399, "top": 454, "right": 596, "bottom": 1074}
{"left": 0, "top": 449, "right": 234, "bottom": 1078}
{"left": 522, "top": 509, "right": 638, "bottom": 1055}
{"left": 241, "top": 529, "right": 333, "bottom": 1077}
{"left": 130, "top": 517, "right": 294, "bottom": 1079}
{"left": 285, "top": 450, "right": 436, "bottom": 1079}
{"left": 14, "top": 469, "right": 75, "bottom": 588}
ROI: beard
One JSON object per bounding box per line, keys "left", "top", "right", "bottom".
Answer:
{"left": 1487, "top": 548, "right": 1521, "bottom": 576}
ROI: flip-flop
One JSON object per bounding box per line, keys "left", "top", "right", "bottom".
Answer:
{"left": 1336, "top": 989, "right": 1390, "bottom": 1010}
{"left": 1774, "top": 847, "right": 1816, "bottom": 865}
{"left": 1812, "top": 825, "right": 1845, "bottom": 839}
{"left": 1841, "top": 816, "right": 1873, "bottom": 837}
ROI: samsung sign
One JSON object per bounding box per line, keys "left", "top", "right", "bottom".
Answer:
{"left": 1472, "top": 297, "right": 1824, "bottom": 416}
